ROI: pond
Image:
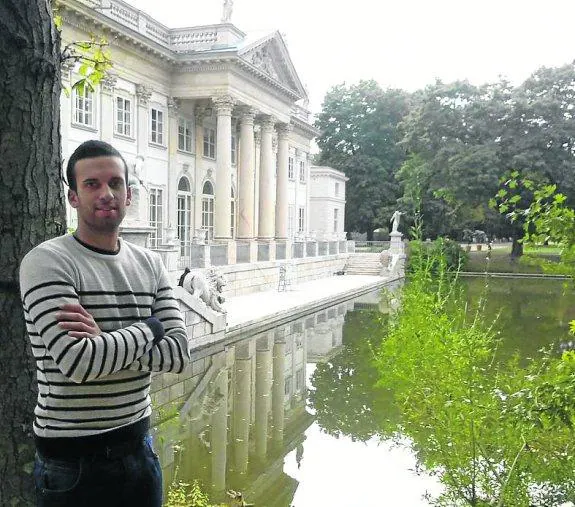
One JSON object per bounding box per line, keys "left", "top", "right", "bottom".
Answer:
{"left": 156, "top": 276, "right": 574, "bottom": 506}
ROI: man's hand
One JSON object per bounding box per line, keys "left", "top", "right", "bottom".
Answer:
{"left": 57, "top": 303, "right": 101, "bottom": 338}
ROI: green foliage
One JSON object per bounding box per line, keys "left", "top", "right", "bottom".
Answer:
{"left": 407, "top": 237, "right": 468, "bottom": 274}
{"left": 374, "top": 245, "right": 575, "bottom": 506}
{"left": 165, "top": 476, "right": 220, "bottom": 507}
{"left": 493, "top": 172, "right": 575, "bottom": 276}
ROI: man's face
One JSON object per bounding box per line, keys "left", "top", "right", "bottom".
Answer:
{"left": 68, "top": 156, "right": 131, "bottom": 235}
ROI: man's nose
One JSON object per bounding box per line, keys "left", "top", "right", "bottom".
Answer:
{"left": 98, "top": 185, "right": 114, "bottom": 200}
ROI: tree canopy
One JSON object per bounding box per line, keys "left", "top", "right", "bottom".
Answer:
{"left": 315, "top": 80, "right": 410, "bottom": 239}
{"left": 316, "top": 64, "right": 575, "bottom": 243}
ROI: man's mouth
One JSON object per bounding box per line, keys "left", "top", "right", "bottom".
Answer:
{"left": 95, "top": 207, "right": 118, "bottom": 217}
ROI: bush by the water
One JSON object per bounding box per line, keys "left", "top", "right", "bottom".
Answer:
{"left": 407, "top": 237, "right": 468, "bottom": 274}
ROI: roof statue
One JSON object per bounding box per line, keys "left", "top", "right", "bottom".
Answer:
{"left": 221, "top": 0, "right": 233, "bottom": 23}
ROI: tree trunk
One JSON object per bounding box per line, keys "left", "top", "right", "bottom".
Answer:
{"left": 0, "top": 2, "right": 65, "bottom": 504}
{"left": 510, "top": 237, "right": 523, "bottom": 259}
{"left": 366, "top": 228, "right": 374, "bottom": 241}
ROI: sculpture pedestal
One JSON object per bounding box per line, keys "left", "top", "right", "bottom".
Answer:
{"left": 389, "top": 231, "right": 404, "bottom": 255}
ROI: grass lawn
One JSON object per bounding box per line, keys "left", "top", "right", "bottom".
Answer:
{"left": 463, "top": 245, "right": 562, "bottom": 274}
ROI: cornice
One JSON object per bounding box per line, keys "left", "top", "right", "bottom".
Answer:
{"left": 310, "top": 167, "right": 349, "bottom": 181}
{"left": 59, "top": 2, "right": 176, "bottom": 68}
{"left": 290, "top": 116, "right": 321, "bottom": 139}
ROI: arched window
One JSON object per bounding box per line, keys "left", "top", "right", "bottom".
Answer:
{"left": 177, "top": 176, "right": 192, "bottom": 257}
{"left": 230, "top": 187, "right": 235, "bottom": 239}
{"left": 201, "top": 181, "right": 214, "bottom": 241}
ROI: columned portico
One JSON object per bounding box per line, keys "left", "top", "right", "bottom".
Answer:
{"left": 275, "top": 123, "right": 291, "bottom": 240}
{"left": 213, "top": 95, "right": 234, "bottom": 241}
{"left": 258, "top": 116, "right": 276, "bottom": 240}
{"left": 237, "top": 107, "right": 256, "bottom": 239}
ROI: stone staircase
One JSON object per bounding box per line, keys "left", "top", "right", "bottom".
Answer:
{"left": 345, "top": 252, "right": 388, "bottom": 275}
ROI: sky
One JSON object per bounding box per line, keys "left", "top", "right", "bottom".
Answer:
{"left": 126, "top": 0, "right": 575, "bottom": 115}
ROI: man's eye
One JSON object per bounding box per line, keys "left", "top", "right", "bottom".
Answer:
{"left": 85, "top": 181, "right": 98, "bottom": 188}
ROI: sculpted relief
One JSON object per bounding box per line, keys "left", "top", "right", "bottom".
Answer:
{"left": 247, "top": 45, "right": 279, "bottom": 81}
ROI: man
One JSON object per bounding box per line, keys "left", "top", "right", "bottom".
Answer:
{"left": 19, "top": 140, "right": 191, "bottom": 507}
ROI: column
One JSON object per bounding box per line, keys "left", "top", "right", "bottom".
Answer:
{"left": 210, "top": 368, "right": 229, "bottom": 493}
{"left": 233, "top": 350, "right": 252, "bottom": 475}
{"left": 275, "top": 123, "right": 291, "bottom": 240}
{"left": 194, "top": 105, "right": 208, "bottom": 237}
{"left": 254, "top": 334, "right": 273, "bottom": 460}
{"left": 271, "top": 339, "right": 286, "bottom": 444}
{"left": 100, "top": 74, "right": 117, "bottom": 143}
{"left": 257, "top": 116, "right": 275, "bottom": 240}
{"left": 237, "top": 107, "right": 256, "bottom": 239}
{"left": 213, "top": 95, "right": 234, "bottom": 241}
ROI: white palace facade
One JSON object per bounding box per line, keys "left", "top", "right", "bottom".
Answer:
{"left": 58, "top": 0, "right": 348, "bottom": 268}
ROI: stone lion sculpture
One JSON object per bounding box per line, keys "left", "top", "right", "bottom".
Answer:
{"left": 178, "top": 267, "right": 227, "bottom": 314}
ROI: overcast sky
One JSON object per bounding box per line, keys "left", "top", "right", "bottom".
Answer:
{"left": 127, "top": 0, "right": 575, "bottom": 114}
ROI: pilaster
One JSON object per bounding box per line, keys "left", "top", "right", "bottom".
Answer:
{"left": 275, "top": 123, "right": 291, "bottom": 240}
{"left": 100, "top": 74, "right": 117, "bottom": 143}
{"left": 167, "top": 97, "right": 181, "bottom": 236}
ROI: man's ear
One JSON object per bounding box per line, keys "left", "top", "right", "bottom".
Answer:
{"left": 68, "top": 189, "right": 79, "bottom": 208}
{"left": 126, "top": 185, "right": 132, "bottom": 206}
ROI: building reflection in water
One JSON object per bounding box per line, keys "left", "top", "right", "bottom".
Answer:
{"left": 153, "top": 289, "right": 394, "bottom": 505}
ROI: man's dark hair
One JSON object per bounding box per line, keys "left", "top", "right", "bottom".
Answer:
{"left": 66, "top": 140, "right": 129, "bottom": 191}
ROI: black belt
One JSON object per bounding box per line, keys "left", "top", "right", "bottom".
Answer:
{"left": 35, "top": 417, "right": 149, "bottom": 460}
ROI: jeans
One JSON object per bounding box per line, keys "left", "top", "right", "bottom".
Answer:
{"left": 33, "top": 434, "right": 162, "bottom": 507}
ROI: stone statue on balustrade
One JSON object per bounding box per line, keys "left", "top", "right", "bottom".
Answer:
{"left": 178, "top": 267, "right": 227, "bottom": 314}
{"left": 221, "top": 0, "right": 233, "bottom": 22}
{"left": 125, "top": 155, "right": 148, "bottom": 224}
{"left": 390, "top": 210, "right": 403, "bottom": 234}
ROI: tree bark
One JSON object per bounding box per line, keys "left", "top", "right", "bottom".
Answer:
{"left": 0, "top": 1, "right": 64, "bottom": 504}
{"left": 510, "top": 237, "right": 523, "bottom": 259}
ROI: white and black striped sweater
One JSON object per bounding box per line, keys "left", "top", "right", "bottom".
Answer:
{"left": 19, "top": 234, "right": 190, "bottom": 438}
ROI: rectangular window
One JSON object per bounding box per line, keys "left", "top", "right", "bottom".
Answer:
{"left": 288, "top": 205, "right": 295, "bottom": 238}
{"left": 333, "top": 208, "right": 339, "bottom": 233}
{"left": 178, "top": 117, "right": 193, "bottom": 152}
{"left": 73, "top": 86, "right": 94, "bottom": 127}
{"left": 203, "top": 127, "right": 216, "bottom": 159}
{"left": 148, "top": 188, "right": 163, "bottom": 248}
{"left": 150, "top": 108, "right": 164, "bottom": 145}
{"left": 115, "top": 96, "right": 132, "bottom": 137}
{"left": 202, "top": 197, "right": 214, "bottom": 240}
{"left": 288, "top": 157, "right": 294, "bottom": 180}
{"left": 335, "top": 182, "right": 340, "bottom": 196}
{"left": 284, "top": 375, "right": 293, "bottom": 397}
{"left": 231, "top": 132, "right": 237, "bottom": 165}
{"left": 299, "top": 160, "right": 306, "bottom": 182}
{"left": 298, "top": 207, "right": 305, "bottom": 233}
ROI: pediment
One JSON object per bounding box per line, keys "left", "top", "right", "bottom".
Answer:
{"left": 239, "top": 32, "right": 307, "bottom": 101}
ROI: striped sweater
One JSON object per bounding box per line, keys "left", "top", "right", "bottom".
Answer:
{"left": 19, "top": 234, "right": 191, "bottom": 438}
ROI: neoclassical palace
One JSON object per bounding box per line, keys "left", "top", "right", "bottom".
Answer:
{"left": 58, "top": 0, "right": 348, "bottom": 266}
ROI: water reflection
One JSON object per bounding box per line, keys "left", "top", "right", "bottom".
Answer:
{"left": 155, "top": 277, "right": 574, "bottom": 506}
{"left": 154, "top": 284, "right": 422, "bottom": 506}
